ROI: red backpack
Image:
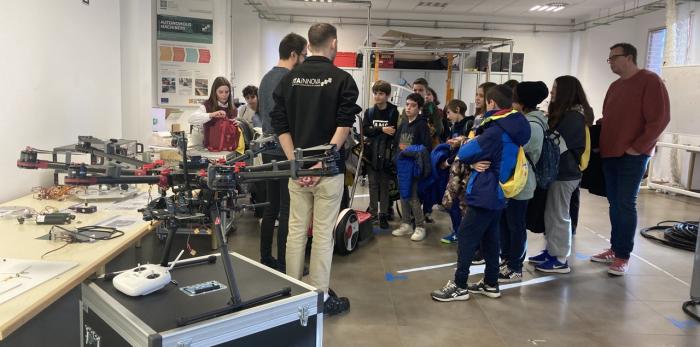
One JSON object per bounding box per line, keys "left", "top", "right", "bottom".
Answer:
{"left": 207, "top": 119, "right": 240, "bottom": 152}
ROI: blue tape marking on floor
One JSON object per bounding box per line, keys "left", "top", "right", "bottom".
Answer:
{"left": 667, "top": 317, "right": 700, "bottom": 330}
{"left": 385, "top": 272, "right": 408, "bottom": 282}
{"left": 373, "top": 227, "right": 387, "bottom": 234}
{"left": 575, "top": 252, "right": 589, "bottom": 260}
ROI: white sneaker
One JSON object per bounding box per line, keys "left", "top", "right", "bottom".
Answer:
{"left": 410, "top": 227, "right": 426, "bottom": 241}
{"left": 392, "top": 223, "right": 413, "bottom": 237}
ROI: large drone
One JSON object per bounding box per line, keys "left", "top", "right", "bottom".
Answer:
{"left": 17, "top": 132, "right": 340, "bottom": 326}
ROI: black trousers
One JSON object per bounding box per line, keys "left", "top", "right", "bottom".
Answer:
{"left": 260, "top": 154, "right": 290, "bottom": 265}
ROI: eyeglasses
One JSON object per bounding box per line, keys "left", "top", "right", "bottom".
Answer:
{"left": 606, "top": 54, "right": 627, "bottom": 63}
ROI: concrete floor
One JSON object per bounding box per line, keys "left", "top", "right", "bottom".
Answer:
{"left": 226, "top": 187, "right": 700, "bottom": 347}
{"left": 110, "top": 187, "right": 700, "bottom": 346}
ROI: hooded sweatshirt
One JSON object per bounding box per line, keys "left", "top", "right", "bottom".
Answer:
{"left": 456, "top": 109, "right": 531, "bottom": 210}
{"left": 552, "top": 107, "right": 587, "bottom": 181}
{"left": 394, "top": 115, "right": 431, "bottom": 152}
{"left": 515, "top": 110, "right": 548, "bottom": 200}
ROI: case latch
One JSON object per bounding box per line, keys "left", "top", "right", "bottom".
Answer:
{"left": 298, "top": 305, "right": 310, "bottom": 327}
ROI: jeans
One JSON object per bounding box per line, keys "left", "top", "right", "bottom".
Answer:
{"left": 448, "top": 203, "right": 462, "bottom": 232}
{"left": 260, "top": 154, "right": 290, "bottom": 265}
{"left": 286, "top": 174, "right": 344, "bottom": 293}
{"left": 500, "top": 199, "right": 528, "bottom": 272}
{"left": 454, "top": 206, "right": 502, "bottom": 288}
{"left": 602, "top": 154, "right": 650, "bottom": 259}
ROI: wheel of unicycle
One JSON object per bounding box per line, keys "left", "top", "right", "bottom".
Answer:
{"left": 334, "top": 208, "right": 359, "bottom": 255}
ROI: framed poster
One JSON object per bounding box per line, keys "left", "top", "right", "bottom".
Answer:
{"left": 157, "top": 0, "right": 215, "bottom": 106}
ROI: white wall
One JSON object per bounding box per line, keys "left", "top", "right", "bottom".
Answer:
{"left": 0, "top": 0, "right": 122, "bottom": 202}
{"left": 575, "top": 10, "right": 666, "bottom": 118}
{"left": 249, "top": 20, "right": 574, "bottom": 109}
{"left": 121, "top": 0, "right": 154, "bottom": 143}
{"left": 231, "top": 0, "right": 262, "bottom": 95}
{"left": 120, "top": 0, "right": 233, "bottom": 143}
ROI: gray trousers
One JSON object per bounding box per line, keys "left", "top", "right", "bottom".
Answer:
{"left": 544, "top": 179, "right": 581, "bottom": 258}
{"left": 400, "top": 181, "right": 425, "bottom": 228}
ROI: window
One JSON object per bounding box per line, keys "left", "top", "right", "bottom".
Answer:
{"left": 646, "top": 14, "right": 694, "bottom": 74}
{"left": 646, "top": 28, "right": 665, "bottom": 75}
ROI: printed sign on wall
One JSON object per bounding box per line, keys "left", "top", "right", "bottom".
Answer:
{"left": 157, "top": 0, "right": 215, "bottom": 106}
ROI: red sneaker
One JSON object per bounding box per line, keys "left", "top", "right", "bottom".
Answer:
{"left": 591, "top": 249, "right": 616, "bottom": 264}
{"left": 608, "top": 258, "right": 629, "bottom": 276}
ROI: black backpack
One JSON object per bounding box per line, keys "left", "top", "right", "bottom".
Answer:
{"left": 526, "top": 119, "right": 559, "bottom": 189}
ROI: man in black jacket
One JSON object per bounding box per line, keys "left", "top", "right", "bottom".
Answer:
{"left": 271, "top": 23, "right": 361, "bottom": 316}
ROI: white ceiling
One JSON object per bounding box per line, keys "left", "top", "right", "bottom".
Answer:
{"left": 260, "top": 0, "right": 658, "bottom": 20}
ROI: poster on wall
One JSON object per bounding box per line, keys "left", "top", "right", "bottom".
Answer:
{"left": 157, "top": 0, "right": 215, "bottom": 107}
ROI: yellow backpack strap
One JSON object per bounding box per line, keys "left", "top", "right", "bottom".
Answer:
{"left": 578, "top": 126, "right": 591, "bottom": 171}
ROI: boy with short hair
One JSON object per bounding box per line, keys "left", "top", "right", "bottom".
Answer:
{"left": 392, "top": 93, "right": 432, "bottom": 241}
{"left": 363, "top": 80, "right": 399, "bottom": 229}
{"left": 431, "top": 85, "right": 530, "bottom": 301}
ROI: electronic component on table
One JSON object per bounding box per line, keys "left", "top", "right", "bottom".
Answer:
{"left": 17, "top": 212, "right": 76, "bottom": 225}
{"left": 69, "top": 204, "right": 97, "bottom": 214}
{"left": 112, "top": 250, "right": 184, "bottom": 296}
{"left": 180, "top": 281, "right": 226, "bottom": 296}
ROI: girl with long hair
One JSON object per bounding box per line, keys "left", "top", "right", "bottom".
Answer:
{"left": 188, "top": 76, "right": 238, "bottom": 147}
{"left": 528, "top": 75, "right": 590, "bottom": 274}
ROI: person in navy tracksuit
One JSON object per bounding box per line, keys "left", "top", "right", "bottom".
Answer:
{"left": 431, "top": 85, "right": 530, "bottom": 302}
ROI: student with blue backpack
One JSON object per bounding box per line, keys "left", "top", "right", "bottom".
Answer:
{"left": 498, "top": 81, "right": 550, "bottom": 283}
{"left": 363, "top": 80, "right": 399, "bottom": 229}
{"left": 529, "top": 76, "right": 592, "bottom": 274}
{"left": 431, "top": 85, "right": 530, "bottom": 301}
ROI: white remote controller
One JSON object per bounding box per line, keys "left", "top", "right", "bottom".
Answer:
{"left": 113, "top": 250, "right": 184, "bottom": 297}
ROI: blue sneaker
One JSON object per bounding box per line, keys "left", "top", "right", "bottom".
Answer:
{"left": 535, "top": 258, "right": 571, "bottom": 273}
{"left": 440, "top": 231, "right": 457, "bottom": 244}
{"left": 527, "top": 250, "right": 551, "bottom": 265}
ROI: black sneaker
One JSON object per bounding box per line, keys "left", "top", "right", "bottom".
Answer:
{"left": 498, "top": 268, "right": 523, "bottom": 284}
{"left": 467, "top": 280, "right": 501, "bottom": 298}
{"left": 424, "top": 212, "right": 434, "bottom": 223}
{"left": 260, "top": 257, "right": 278, "bottom": 270}
{"left": 324, "top": 295, "right": 350, "bottom": 316}
{"left": 431, "top": 280, "right": 470, "bottom": 302}
{"left": 387, "top": 206, "right": 395, "bottom": 221}
{"left": 379, "top": 214, "right": 389, "bottom": 229}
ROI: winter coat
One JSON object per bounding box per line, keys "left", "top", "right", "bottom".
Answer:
{"left": 396, "top": 145, "right": 431, "bottom": 199}
{"left": 456, "top": 109, "right": 531, "bottom": 210}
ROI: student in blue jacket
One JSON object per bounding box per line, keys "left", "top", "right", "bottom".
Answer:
{"left": 431, "top": 85, "right": 530, "bottom": 302}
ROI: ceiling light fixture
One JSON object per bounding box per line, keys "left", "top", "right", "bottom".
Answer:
{"left": 529, "top": 2, "right": 568, "bottom": 12}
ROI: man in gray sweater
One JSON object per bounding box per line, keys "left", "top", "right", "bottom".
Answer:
{"left": 256, "top": 33, "right": 307, "bottom": 272}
